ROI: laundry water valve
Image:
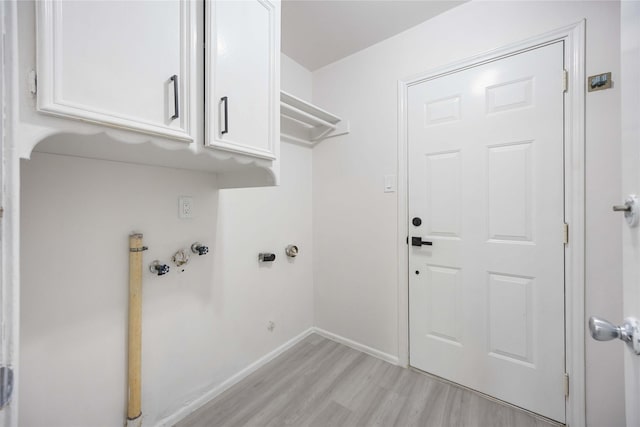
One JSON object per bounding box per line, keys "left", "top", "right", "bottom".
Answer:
{"left": 149, "top": 260, "right": 170, "bottom": 276}
{"left": 191, "top": 242, "right": 209, "bottom": 256}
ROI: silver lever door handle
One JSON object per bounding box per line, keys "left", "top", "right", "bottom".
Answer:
{"left": 612, "top": 195, "right": 639, "bottom": 226}
{"left": 170, "top": 75, "right": 179, "bottom": 120}
{"left": 589, "top": 316, "right": 640, "bottom": 355}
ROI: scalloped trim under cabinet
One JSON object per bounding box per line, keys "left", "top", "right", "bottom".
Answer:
{"left": 280, "top": 91, "right": 349, "bottom": 147}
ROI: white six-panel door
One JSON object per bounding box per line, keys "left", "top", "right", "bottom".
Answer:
{"left": 408, "top": 42, "right": 565, "bottom": 422}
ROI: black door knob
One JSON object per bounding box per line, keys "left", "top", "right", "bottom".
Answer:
{"left": 412, "top": 217, "right": 422, "bottom": 226}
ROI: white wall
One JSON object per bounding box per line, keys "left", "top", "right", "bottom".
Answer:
{"left": 19, "top": 56, "right": 314, "bottom": 427}
{"left": 282, "top": 53, "right": 312, "bottom": 102}
{"left": 311, "top": 1, "right": 624, "bottom": 425}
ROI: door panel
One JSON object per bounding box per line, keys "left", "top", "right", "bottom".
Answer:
{"left": 425, "top": 151, "right": 462, "bottom": 237}
{"left": 408, "top": 42, "right": 565, "bottom": 422}
{"left": 425, "top": 265, "right": 463, "bottom": 345}
{"left": 487, "top": 141, "right": 533, "bottom": 241}
{"left": 488, "top": 273, "right": 533, "bottom": 364}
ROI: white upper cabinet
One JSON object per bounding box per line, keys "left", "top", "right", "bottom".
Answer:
{"left": 10, "top": 0, "right": 281, "bottom": 187}
{"left": 36, "top": 0, "right": 196, "bottom": 142}
{"left": 206, "top": 0, "right": 280, "bottom": 160}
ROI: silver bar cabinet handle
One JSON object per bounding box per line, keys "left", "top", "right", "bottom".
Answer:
{"left": 170, "top": 75, "right": 179, "bottom": 120}
{"left": 221, "top": 96, "right": 229, "bottom": 135}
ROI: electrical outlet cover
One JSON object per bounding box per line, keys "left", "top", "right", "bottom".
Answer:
{"left": 179, "top": 196, "right": 194, "bottom": 219}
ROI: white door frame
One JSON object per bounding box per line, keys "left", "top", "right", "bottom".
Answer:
{"left": 1, "top": 1, "right": 21, "bottom": 426}
{"left": 397, "top": 21, "right": 585, "bottom": 426}
{"left": 620, "top": 2, "right": 640, "bottom": 425}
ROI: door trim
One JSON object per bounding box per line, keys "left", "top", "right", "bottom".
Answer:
{"left": 1, "top": 1, "right": 20, "bottom": 425}
{"left": 396, "top": 21, "right": 585, "bottom": 427}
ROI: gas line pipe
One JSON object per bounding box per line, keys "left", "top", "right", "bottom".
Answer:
{"left": 127, "top": 233, "right": 146, "bottom": 427}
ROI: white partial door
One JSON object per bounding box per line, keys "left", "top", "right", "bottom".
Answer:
{"left": 620, "top": 2, "right": 640, "bottom": 425}
{"left": 408, "top": 42, "right": 566, "bottom": 422}
{"left": 0, "top": 2, "right": 17, "bottom": 425}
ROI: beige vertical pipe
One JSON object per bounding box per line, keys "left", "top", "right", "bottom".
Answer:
{"left": 127, "top": 233, "right": 144, "bottom": 425}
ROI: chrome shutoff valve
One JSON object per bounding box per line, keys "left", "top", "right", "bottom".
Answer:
{"left": 191, "top": 242, "right": 209, "bottom": 256}
{"left": 149, "top": 260, "right": 170, "bottom": 276}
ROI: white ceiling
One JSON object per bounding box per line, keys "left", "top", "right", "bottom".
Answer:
{"left": 282, "top": 0, "right": 467, "bottom": 71}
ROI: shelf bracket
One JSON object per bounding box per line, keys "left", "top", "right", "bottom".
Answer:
{"left": 280, "top": 91, "right": 349, "bottom": 146}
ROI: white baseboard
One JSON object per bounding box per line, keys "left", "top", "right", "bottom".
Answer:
{"left": 311, "top": 327, "right": 400, "bottom": 366}
{"left": 154, "top": 327, "right": 315, "bottom": 427}
{"left": 156, "top": 326, "right": 399, "bottom": 427}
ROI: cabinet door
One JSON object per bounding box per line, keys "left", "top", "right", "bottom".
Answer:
{"left": 37, "top": 0, "right": 196, "bottom": 142}
{"left": 206, "top": 0, "right": 280, "bottom": 160}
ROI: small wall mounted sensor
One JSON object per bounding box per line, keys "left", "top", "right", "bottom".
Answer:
{"left": 587, "top": 72, "right": 612, "bottom": 92}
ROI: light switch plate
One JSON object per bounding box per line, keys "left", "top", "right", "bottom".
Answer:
{"left": 384, "top": 175, "right": 397, "bottom": 193}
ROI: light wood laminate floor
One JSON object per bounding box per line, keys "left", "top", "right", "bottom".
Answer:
{"left": 176, "top": 334, "right": 560, "bottom": 427}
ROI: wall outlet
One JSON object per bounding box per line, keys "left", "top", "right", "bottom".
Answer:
{"left": 178, "top": 196, "right": 193, "bottom": 219}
